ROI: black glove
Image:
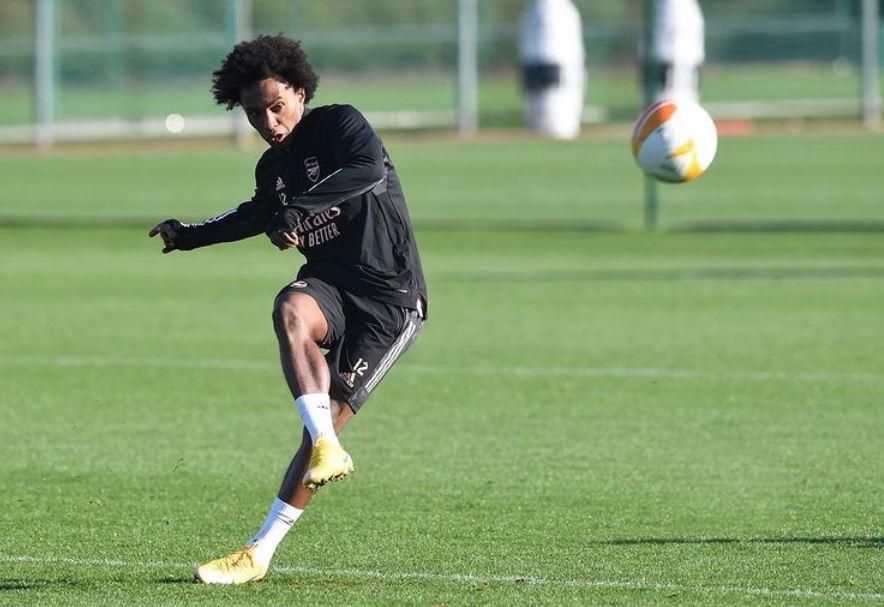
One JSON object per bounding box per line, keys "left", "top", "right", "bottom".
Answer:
{"left": 265, "top": 205, "right": 302, "bottom": 235}
{"left": 149, "top": 218, "right": 192, "bottom": 252}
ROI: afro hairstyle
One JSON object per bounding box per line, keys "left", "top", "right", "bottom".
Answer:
{"left": 212, "top": 35, "right": 319, "bottom": 109}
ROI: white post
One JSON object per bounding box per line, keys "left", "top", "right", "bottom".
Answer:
{"left": 861, "top": 0, "right": 881, "bottom": 129}
{"left": 519, "top": 0, "right": 585, "bottom": 140}
{"left": 35, "top": 0, "right": 56, "bottom": 149}
{"left": 457, "top": 0, "right": 479, "bottom": 136}
{"left": 650, "top": 0, "right": 705, "bottom": 103}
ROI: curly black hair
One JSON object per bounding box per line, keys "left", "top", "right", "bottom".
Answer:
{"left": 212, "top": 35, "right": 319, "bottom": 109}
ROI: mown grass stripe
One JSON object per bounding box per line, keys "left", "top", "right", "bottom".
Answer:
{"left": 0, "top": 354, "right": 880, "bottom": 383}
{"left": 2, "top": 554, "right": 882, "bottom": 602}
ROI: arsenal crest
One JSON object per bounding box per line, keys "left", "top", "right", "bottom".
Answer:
{"left": 304, "top": 157, "right": 320, "bottom": 183}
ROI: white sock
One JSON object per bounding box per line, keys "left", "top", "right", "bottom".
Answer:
{"left": 295, "top": 393, "right": 339, "bottom": 445}
{"left": 247, "top": 498, "right": 303, "bottom": 567}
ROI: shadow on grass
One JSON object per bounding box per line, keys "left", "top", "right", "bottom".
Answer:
{"left": 592, "top": 536, "right": 884, "bottom": 549}
{"left": 156, "top": 575, "right": 197, "bottom": 585}
{"left": 0, "top": 576, "right": 203, "bottom": 592}
{"left": 0, "top": 577, "right": 80, "bottom": 590}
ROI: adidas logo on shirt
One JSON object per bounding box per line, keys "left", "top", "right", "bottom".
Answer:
{"left": 275, "top": 176, "right": 286, "bottom": 191}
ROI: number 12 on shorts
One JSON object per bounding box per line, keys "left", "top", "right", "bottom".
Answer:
{"left": 353, "top": 358, "right": 369, "bottom": 376}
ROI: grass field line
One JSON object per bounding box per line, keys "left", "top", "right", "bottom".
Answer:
{"left": 2, "top": 554, "right": 883, "bottom": 602}
{"left": 1, "top": 353, "right": 882, "bottom": 384}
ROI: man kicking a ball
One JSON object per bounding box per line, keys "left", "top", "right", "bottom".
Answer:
{"left": 149, "top": 35, "right": 427, "bottom": 584}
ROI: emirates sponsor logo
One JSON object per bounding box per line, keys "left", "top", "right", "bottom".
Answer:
{"left": 295, "top": 206, "right": 343, "bottom": 249}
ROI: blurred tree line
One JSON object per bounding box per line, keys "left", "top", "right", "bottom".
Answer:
{"left": 2, "top": 0, "right": 873, "bottom": 31}
{"left": 0, "top": 0, "right": 876, "bottom": 84}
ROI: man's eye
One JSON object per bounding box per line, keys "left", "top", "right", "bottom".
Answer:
{"left": 271, "top": 104, "right": 284, "bottom": 112}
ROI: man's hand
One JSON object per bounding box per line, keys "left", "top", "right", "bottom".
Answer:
{"left": 148, "top": 219, "right": 184, "bottom": 253}
{"left": 267, "top": 230, "right": 300, "bottom": 250}
{"left": 265, "top": 206, "right": 302, "bottom": 250}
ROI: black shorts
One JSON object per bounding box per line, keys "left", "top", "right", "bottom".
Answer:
{"left": 274, "top": 277, "right": 423, "bottom": 412}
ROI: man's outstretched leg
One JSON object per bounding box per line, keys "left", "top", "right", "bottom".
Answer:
{"left": 195, "top": 290, "right": 351, "bottom": 585}
{"left": 273, "top": 291, "right": 353, "bottom": 490}
{"left": 195, "top": 286, "right": 422, "bottom": 585}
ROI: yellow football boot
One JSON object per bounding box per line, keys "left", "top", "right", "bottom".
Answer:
{"left": 194, "top": 544, "right": 267, "bottom": 585}
{"left": 302, "top": 436, "right": 354, "bottom": 490}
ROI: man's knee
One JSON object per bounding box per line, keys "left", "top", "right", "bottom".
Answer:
{"left": 272, "top": 293, "right": 326, "bottom": 343}
{"left": 272, "top": 294, "right": 309, "bottom": 336}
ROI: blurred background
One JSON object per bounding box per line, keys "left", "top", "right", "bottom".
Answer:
{"left": 2, "top": 0, "right": 882, "bottom": 230}
{"left": 2, "top": 0, "right": 882, "bottom": 143}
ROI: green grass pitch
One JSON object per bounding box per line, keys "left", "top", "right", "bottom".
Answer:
{"left": 0, "top": 130, "right": 883, "bottom": 605}
{"left": 3, "top": 130, "right": 884, "bottom": 228}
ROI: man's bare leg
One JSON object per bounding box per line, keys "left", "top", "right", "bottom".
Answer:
{"left": 272, "top": 292, "right": 354, "bottom": 489}
{"left": 195, "top": 297, "right": 352, "bottom": 584}
{"left": 272, "top": 291, "right": 330, "bottom": 397}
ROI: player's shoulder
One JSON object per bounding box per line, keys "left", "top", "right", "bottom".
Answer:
{"left": 309, "top": 103, "right": 364, "bottom": 119}
{"left": 307, "top": 104, "right": 370, "bottom": 131}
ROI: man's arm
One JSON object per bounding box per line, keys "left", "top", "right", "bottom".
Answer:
{"left": 150, "top": 150, "right": 286, "bottom": 253}
{"left": 266, "top": 105, "right": 385, "bottom": 238}
{"left": 149, "top": 193, "right": 278, "bottom": 253}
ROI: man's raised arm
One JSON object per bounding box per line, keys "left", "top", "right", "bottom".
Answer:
{"left": 149, "top": 193, "right": 278, "bottom": 253}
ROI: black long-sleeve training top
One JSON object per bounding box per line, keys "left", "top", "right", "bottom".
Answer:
{"left": 174, "top": 104, "right": 427, "bottom": 314}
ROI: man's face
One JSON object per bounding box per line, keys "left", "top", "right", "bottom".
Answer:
{"left": 240, "top": 78, "right": 305, "bottom": 148}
